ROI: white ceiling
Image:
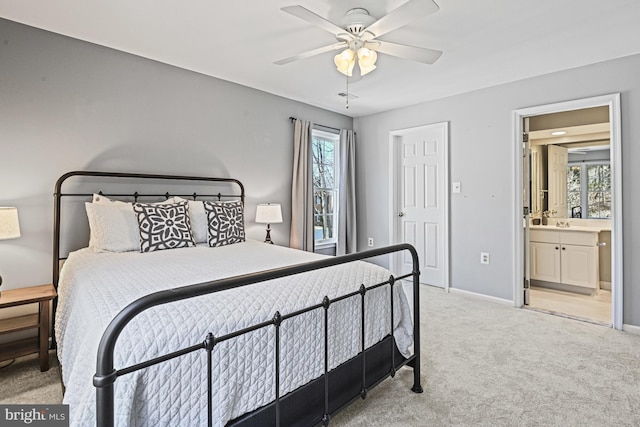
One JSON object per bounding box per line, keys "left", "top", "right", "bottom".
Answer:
{"left": 2, "top": 0, "right": 640, "bottom": 117}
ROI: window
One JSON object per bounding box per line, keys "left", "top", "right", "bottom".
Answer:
{"left": 566, "top": 162, "right": 611, "bottom": 219}
{"left": 567, "top": 165, "right": 581, "bottom": 216}
{"left": 312, "top": 129, "right": 339, "bottom": 245}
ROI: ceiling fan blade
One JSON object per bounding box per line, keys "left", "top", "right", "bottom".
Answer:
{"left": 274, "top": 42, "right": 346, "bottom": 65}
{"left": 361, "top": 0, "right": 440, "bottom": 40}
{"left": 375, "top": 41, "right": 442, "bottom": 64}
{"left": 281, "top": 5, "right": 347, "bottom": 36}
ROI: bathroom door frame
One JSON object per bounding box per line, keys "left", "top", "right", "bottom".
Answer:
{"left": 511, "top": 93, "right": 623, "bottom": 330}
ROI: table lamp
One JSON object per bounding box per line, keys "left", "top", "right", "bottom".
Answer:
{"left": 0, "top": 207, "right": 21, "bottom": 297}
{"left": 255, "top": 203, "right": 282, "bottom": 244}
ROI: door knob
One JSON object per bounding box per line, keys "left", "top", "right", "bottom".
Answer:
{"left": 398, "top": 212, "right": 405, "bottom": 217}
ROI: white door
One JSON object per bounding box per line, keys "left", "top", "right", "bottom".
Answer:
{"left": 393, "top": 122, "right": 448, "bottom": 288}
{"left": 530, "top": 145, "right": 544, "bottom": 216}
{"left": 523, "top": 118, "right": 532, "bottom": 305}
{"left": 547, "top": 145, "right": 568, "bottom": 217}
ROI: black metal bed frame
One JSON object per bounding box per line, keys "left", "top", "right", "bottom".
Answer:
{"left": 53, "top": 171, "right": 422, "bottom": 427}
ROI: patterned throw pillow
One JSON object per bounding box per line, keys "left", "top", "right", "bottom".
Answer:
{"left": 133, "top": 201, "right": 195, "bottom": 252}
{"left": 203, "top": 201, "right": 245, "bottom": 247}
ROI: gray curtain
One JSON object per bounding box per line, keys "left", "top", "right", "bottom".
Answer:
{"left": 290, "top": 119, "right": 314, "bottom": 251}
{"left": 337, "top": 129, "right": 357, "bottom": 255}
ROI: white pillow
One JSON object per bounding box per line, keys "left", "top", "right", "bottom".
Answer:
{"left": 92, "top": 194, "right": 182, "bottom": 206}
{"left": 92, "top": 193, "right": 131, "bottom": 206}
{"left": 171, "top": 197, "right": 207, "bottom": 244}
{"left": 85, "top": 202, "right": 140, "bottom": 252}
{"left": 187, "top": 201, "right": 207, "bottom": 244}
{"left": 90, "top": 194, "right": 204, "bottom": 245}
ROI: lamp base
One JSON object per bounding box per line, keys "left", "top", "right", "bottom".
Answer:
{"left": 264, "top": 225, "right": 274, "bottom": 244}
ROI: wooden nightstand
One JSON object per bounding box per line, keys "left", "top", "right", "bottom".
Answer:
{"left": 0, "top": 284, "right": 57, "bottom": 372}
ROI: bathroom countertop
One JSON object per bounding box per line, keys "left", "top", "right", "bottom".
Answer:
{"left": 529, "top": 224, "right": 611, "bottom": 233}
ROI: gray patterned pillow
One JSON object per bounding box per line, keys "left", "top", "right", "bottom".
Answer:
{"left": 133, "top": 201, "right": 195, "bottom": 252}
{"left": 203, "top": 201, "right": 245, "bottom": 247}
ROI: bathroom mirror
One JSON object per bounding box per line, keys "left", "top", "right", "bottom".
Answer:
{"left": 528, "top": 107, "right": 611, "bottom": 220}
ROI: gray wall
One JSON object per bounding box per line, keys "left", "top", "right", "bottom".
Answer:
{"left": 0, "top": 18, "right": 352, "bottom": 290}
{"left": 354, "top": 53, "right": 640, "bottom": 327}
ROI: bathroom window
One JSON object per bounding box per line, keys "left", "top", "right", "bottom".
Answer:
{"left": 567, "top": 165, "right": 581, "bottom": 217}
{"left": 566, "top": 162, "right": 611, "bottom": 219}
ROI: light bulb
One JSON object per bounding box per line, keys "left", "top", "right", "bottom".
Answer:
{"left": 334, "top": 49, "right": 356, "bottom": 76}
{"left": 357, "top": 47, "right": 377, "bottom": 76}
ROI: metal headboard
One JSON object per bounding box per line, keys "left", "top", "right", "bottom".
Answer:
{"left": 53, "top": 171, "right": 245, "bottom": 291}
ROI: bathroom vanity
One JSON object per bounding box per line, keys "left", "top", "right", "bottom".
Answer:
{"left": 529, "top": 225, "right": 607, "bottom": 292}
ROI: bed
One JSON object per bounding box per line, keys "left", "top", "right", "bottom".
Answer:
{"left": 52, "top": 171, "right": 422, "bottom": 427}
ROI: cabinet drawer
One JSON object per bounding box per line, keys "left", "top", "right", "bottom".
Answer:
{"left": 560, "top": 231, "right": 598, "bottom": 247}
{"left": 530, "top": 229, "right": 560, "bottom": 243}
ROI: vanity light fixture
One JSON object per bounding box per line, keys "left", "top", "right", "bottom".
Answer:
{"left": 551, "top": 131, "right": 567, "bottom": 136}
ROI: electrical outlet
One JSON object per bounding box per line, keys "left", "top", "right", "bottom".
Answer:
{"left": 368, "top": 237, "right": 374, "bottom": 247}
{"left": 480, "top": 252, "right": 490, "bottom": 265}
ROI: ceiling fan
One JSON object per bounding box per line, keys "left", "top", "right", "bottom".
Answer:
{"left": 274, "top": 0, "right": 443, "bottom": 78}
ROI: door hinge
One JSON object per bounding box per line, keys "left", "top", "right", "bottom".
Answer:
{"left": 523, "top": 206, "right": 530, "bottom": 216}
{"left": 523, "top": 279, "right": 530, "bottom": 305}
{"left": 523, "top": 132, "right": 529, "bottom": 143}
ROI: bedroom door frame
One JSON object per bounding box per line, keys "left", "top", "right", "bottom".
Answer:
{"left": 388, "top": 121, "right": 450, "bottom": 291}
{"left": 512, "top": 93, "right": 623, "bottom": 330}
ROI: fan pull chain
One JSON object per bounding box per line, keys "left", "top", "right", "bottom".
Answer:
{"left": 346, "top": 74, "right": 350, "bottom": 109}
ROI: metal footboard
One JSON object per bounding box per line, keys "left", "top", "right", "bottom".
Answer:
{"left": 92, "top": 244, "right": 422, "bottom": 427}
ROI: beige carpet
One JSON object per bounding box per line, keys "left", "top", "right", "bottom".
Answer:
{"left": 0, "top": 350, "right": 62, "bottom": 405}
{"left": 1, "top": 285, "right": 639, "bottom": 426}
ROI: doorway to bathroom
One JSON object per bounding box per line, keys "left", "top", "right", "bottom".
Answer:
{"left": 513, "top": 94, "right": 623, "bottom": 329}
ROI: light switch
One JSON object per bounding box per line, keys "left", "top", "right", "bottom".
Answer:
{"left": 452, "top": 182, "right": 461, "bottom": 193}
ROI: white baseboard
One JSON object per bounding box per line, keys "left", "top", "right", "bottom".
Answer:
{"left": 622, "top": 323, "right": 640, "bottom": 335}
{"left": 448, "top": 287, "right": 513, "bottom": 306}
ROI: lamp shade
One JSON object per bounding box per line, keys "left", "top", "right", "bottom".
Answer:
{"left": 0, "top": 207, "right": 20, "bottom": 240}
{"left": 255, "top": 204, "right": 283, "bottom": 224}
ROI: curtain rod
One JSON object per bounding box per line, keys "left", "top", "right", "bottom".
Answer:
{"left": 289, "top": 116, "right": 341, "bottom": 133}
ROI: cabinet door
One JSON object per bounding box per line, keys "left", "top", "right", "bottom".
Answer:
{"left": 561, "top": 245, "right": 597, "bottom": 288}
{"left": 530, "top": 242, "right": 561, "bottom": 282}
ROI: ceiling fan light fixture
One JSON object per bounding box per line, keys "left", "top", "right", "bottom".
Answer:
{"left": 357, "top": 47, "right": 377, "bottom": 75}
{"left": 334, "top": 48, "right": 356, "bottom": 76}
{"left": 277, "top": 2, "right": 443, "bottom": 83}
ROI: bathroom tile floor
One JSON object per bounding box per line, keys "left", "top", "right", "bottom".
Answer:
{"left": 529, "top": 286, "right": 611, "bottom": 325}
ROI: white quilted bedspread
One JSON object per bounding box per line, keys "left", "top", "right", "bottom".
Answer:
{"left": 55, "top": 240, "right": 413, "bottom": 427}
